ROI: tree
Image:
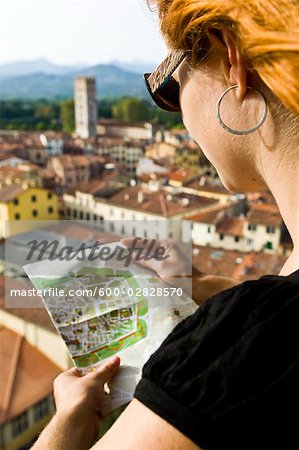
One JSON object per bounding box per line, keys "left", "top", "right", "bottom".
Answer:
{"left": 60, "top": 99, "right": 75, "bottom": 132}
{"left": 112, "top": 97, "right": 151, "bottom": 122}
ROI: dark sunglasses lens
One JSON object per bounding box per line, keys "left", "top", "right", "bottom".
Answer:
{"left": 144, "top": 74, "right": 181, "bottom": 113}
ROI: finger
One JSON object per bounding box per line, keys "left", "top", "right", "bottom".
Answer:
{"left": 64, "top": 367, "right": 81, "bottom": 377}
{"left": 91, "top": 356, "right": 121, "bottom": 382}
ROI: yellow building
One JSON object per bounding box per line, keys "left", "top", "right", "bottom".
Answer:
{"left": 0, "top": 185, "right": 59, "bottom": 238}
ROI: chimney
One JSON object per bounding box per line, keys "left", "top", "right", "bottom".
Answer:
{"left": 138, "top": 191, "right": 144, "bottom": 204}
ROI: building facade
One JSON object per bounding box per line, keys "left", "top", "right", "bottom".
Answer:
{"left": 0, "top": 185, "right": 59, "bottom": 238}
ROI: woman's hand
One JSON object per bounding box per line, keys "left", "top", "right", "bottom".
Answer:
{"left": 121, "top": 237, "right": 202, "bottom": 297}
{"left": 54, "top": 357, "right": 120, "bottom": 448}
{"left": 121, "top": 237, "right": 240, "bottom": 306}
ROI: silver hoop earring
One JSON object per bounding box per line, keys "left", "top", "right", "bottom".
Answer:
{"left": 216, "top": 84, "right": 268, "bottom": 135}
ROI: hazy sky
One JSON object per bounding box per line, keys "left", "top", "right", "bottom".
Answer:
{"left": 0, "top": 0, "right": 168, "bottom": 65}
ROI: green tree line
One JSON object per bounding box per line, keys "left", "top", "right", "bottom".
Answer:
{"left": 0, "top": 97, "right": 183, "bottom": 133}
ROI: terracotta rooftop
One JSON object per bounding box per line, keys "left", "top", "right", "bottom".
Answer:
{"left": 216, "top": 216, "right": 245, "bottom": 237}
{"left": 247, "top": 203, "right": 282, "bottom": 227}
{"left": 106, "top": 186, "right": 218, "bottom": 217}
{"left": 168, "top": 168, "right": 196, "bottom": 183}
{"left": 66, "top": 172, "right": 130, "bottom": 197}
{"left": 0, "top": 276, "right": 56, "bottom": 332}
{"left": 185, "top": 205, "right": 231, "bottom": 224}
{"left": 98, "top": 136, "right": 127, "bottom": 147}
{"left": 231, "top": 252, "right": 288, "bottom": 280}
{"left": 98, "top": 119, "right": 155, "bottom": 129}
{"left": 40, "top": 168, "right": 56, "bottom": 179}
{"left": 42, "top": 131, "right": 70, "bottom": 140}
{"left": 0, "top": 184, "right": 25, "bottom": 202}
{"left": 46, "top": 222, "right": 120, "bottom": 244}
{"left": 0, "top": 327, "right": 61, "bottom": 423}
{"left": 192, "top": 246, "right": 287, "bottom": 281}
{"left": 185, "top": 176, "right": 230, "bottom": 194}
{"left": 0, "top": 166, "right": 25, "bottom": 179}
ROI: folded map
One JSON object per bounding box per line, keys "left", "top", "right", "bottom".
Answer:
{"left": 24, "top": 241, "right": 196, "bottom": 416}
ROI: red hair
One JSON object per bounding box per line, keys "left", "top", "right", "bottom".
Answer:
{"left": 149, "top": 0, "right": 299, "bottom": 114}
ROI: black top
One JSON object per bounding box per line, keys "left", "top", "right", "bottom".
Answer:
{"left": 134, "top": 269, "right": 299, "bottom": 450}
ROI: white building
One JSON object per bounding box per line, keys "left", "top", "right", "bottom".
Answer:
{"left": 97, "top": 119, "right": 159, "bottom": 142}
{"left": 63, "top": 185, "right": 219, "bottom": 241}
{"left": 74, "top": 77, "right": 98, "bottom": 138}
{"left": 182, "top": 203, "right": 283, "bottom": 254}
{"left": 39, "top": 133, "right": 63, "bottom": 157}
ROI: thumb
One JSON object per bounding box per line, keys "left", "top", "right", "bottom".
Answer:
{"left": 92, "top": 356, "right": 121, "bottom": 382}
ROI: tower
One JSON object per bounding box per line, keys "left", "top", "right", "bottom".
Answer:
{"left": 74, "top": 77, "right": 98, "bottom": 138}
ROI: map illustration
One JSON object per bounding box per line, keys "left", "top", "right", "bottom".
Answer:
{"left": 24, "top": 242, "right": 196, "bottom": 416}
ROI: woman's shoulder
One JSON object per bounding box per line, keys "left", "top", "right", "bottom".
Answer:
{"left": 134, "top": 269, "right": 299, "bottom": 448}
{"left": 162, "top": 266, "right": 299, "bottom": 349}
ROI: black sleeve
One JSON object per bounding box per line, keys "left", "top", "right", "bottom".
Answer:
{"left": 134, "top": 276, "right": 299, "bottom": 450}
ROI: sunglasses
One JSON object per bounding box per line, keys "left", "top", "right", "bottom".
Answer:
{"left": 144, "top": 49, "right": 187, "bottom": 113}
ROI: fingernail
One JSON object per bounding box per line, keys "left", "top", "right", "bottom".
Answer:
{"left": 109, "top": 356, "right": 120, "bottom": 364}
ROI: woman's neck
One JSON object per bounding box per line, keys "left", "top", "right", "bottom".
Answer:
{"left": 258, "top": 109, "right": 299, "bottom": 276}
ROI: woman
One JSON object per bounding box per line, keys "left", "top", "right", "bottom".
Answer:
{"left": 32, "top": 0, "right": 299, "bottom": 449}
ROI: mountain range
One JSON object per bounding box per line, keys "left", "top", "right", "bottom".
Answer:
{"left": 0, "top": 58, "right": 156, "bottom": 100}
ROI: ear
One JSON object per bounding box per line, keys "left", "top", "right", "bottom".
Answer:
{"left": 207, "top": 28, "right": 248, "bottom": 100}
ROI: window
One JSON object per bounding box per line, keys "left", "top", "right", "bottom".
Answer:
{"left": 144, "top": 230, "right": 148, "bottom": 238}
{"left": 73, "top": 210, "right": 77, "bottom": 218}
{"left": 31, "top": 195, "right": 37, "bottom": 203}
{"left": 32, "top": 210, "right": 38, "bottom": 217}
{"left": 48, "top": 206, "right": 53, "bottom": 214}
{"left": 110, "top": 209, "right": 114, "bottom": 217}
{"left": 86, "top": 213, "right": 90, "bottom": 220}
{"left": 121, "top": 225, "right": 125, "bottom": 234}
{"left": 266, "top": 225, "right": 276, "bottom": 234}
{"left": 235, "top": 236, "right": 240, "bottom": 242}
{"left": 168, "top": 232, "right": 173, "bottom": 239}
{"left": 219, "top": 234, "right": 224, "bottom": 240}
{"left": 13, "top": 198, "right": 19, "bottom": 206}
{"left": 93, "top": 214, "right": 97, "bottom": 221}
{"left": 80, "top": 211, "right": 84, "bottom": 220}
{"left": 67, "top": 208, "right": 71, "bottom": 216}
{"left": 14, "top": 213, "right": 20, "bottom": 220}
{"left": 110, "top": 223, "right": 115, "bottom": 232}
{"left": 47, "top": 192, "right": 52, "bottom": 200}
{"left": 12, "top": 411, "right": 28, "bottom": 437}
{"left": 121, "top": 212, "right": 124, "bottom": 219}
{"left": 132, "top": 227, "right": 136, "bottom": 237}
{"left": 248, "top": 223, "right": 257, "bottom": 231}
{"left": 207, "top": 226, "right": 211, "bottom": 234}
{"left": 33, "top": 398, "right": 49, "bottom": 422}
